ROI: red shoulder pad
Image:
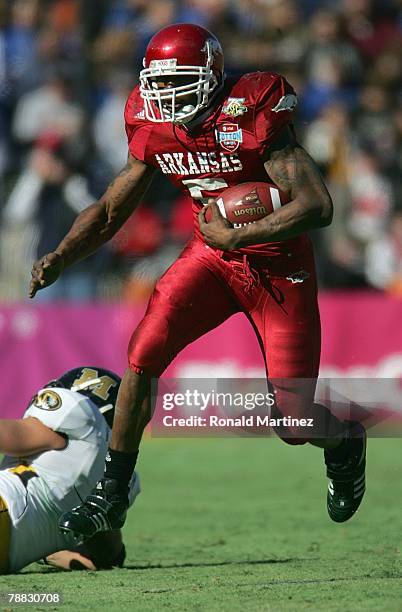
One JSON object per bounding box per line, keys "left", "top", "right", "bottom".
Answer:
{"left": 252, "top": 72, "right": 297, "bottom": 153}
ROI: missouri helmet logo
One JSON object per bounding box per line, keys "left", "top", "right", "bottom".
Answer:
{"left": 34, "top": 390, "right": 62, "bottom": 411}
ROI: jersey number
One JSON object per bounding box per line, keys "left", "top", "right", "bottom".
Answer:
{"left": 182, "top": 178, "right": 229, "bottom": 201}
{"left": 182, "top": 178, "right": 282, "bottom": 213}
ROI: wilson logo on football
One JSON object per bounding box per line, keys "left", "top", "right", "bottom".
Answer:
{"left": 215, "top": 123, "right": 243, "bottom": 152}
{"left": 233, "top": 206, "right": 267, "bottom": 217}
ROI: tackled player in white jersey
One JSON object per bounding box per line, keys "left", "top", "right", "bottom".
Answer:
{"left": 0, "top": 366, "right": 140, "bottom": 573}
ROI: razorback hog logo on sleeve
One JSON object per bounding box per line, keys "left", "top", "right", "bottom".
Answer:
{"left": 272, "top": 94, "right": 298, "bottom": 113}
{"left": 154, "top": 151, "right": 243, "bottom": 175}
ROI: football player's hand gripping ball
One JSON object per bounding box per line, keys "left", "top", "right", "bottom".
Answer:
{"left": 198, "top": 200, "right": 237, "bottom": 250}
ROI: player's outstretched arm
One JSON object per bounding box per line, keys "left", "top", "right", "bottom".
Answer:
{"left": 235, "top": 127, "right": 333, "bottom": 247}
{"left": 0, "top": 417, "right": 66, "bottom": 455}
{"left": 29, "top": 155, "right": 155, "bottom": 298}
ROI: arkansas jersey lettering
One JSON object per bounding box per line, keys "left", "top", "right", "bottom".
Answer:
{"left": 154, "top": 151, "right": 243, "bottom": 176}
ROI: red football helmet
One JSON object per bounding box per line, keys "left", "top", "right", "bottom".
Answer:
{"left": 140, "top": 23, "right": 224, "bottom": 124}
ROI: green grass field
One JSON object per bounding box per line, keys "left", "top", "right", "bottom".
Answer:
{"left": 1, "top": 437, "right": 401, "bottom": 611}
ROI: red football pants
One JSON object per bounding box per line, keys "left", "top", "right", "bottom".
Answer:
{"left": 128, "top": 238, "right": 321, "bottom": 444}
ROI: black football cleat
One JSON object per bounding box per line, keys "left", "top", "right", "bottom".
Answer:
{"left": 58, "top": 478, "right": 129, "bottom": 539}
{"left": 325, "top": 421, "right": 367, "bottom": 523}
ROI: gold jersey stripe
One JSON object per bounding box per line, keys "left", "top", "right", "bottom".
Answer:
{"left": 9, "top": 465, "right": 37, "bottom": 476}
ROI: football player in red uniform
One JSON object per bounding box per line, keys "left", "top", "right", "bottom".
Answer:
{"left": 29, "top": 24, "right": 366, "bottom": 535}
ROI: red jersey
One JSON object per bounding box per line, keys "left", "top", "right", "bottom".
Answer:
{"left": 124, "top": 71, "right": 307, "bottom": 256}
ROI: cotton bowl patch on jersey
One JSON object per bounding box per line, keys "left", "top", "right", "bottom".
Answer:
{"left": 215, "top": 123, "right": 243, "bottom": 152}
{"left": 33, "top": 390, "right": 62, "bottom": 411}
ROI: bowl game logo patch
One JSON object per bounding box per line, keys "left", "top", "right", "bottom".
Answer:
{"left": 222, "top": 97, "right": 248, "bottom": 117}
{"left": 215, "top": 123, "right": 243, "bottom": 152}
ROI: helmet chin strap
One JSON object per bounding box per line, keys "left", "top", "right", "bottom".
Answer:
{"left": 173, "top": 104, "right": 196, "bottom": 123}
{"left": 178, "top": 77, "right": 226, "bottom": 128}
{"left": 180, "top": 104, "right": 196, "bottom": 114}
{"left": 172, "top": 74, "right": 225, "bottom": 125}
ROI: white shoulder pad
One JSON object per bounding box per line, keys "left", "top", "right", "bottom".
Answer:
{"left": 24, "top": 387, "right": 104, "bottom": 441}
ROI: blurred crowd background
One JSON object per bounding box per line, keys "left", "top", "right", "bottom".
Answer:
{"left": 0, "top": 0, "right": 401, "bottom": 302}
